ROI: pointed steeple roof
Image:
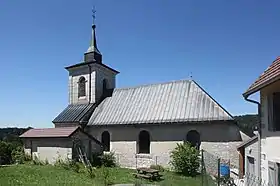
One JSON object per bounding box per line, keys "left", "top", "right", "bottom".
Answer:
{"left": 84, "top": 8, "right": 102, "bottom": 63}
{"left": 65, "top": 8, "right": 119, "bottom": 74}
{"left": 86, "top": 24, "right": 101, "bottom": 54}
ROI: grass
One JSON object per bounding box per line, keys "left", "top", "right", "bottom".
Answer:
{"left": 0, "top": 164, "right": 210, "bottom": 186}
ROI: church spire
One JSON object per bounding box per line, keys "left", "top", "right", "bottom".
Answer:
{"left": 84, "top": 7, "right": 102, "bottom": 63}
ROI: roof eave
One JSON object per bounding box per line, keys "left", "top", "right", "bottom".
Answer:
{"left": 65, "top": 61, "right": 119, "bottom": 74}
{"left": 243, "top": 76, "right": 280, "bottom": 98}
{"left": 237, "top": 136, "right": 258, "bottom": 150}
{"left": 19, "top": 136, "right": 71, "bottom": 138}
{"left": 65, "top": 61, "right": 95, "bottom": 70}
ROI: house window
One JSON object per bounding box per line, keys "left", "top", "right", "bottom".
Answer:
{"left": 246, "top": 156, "right": 255, "bottom": 176}
{"left": 78, "top": 76, "right": 86, "bottom": 98}
{"left": 186, "top": 130, "right": 201, "bottom": 150}
{"left": 101, "top": 131, "right": 110, "bottom": 151}
{"left": 268, "top": 161, "right": 280, "bottom": 186}
{"left": 268, "top": 92, "right": 280, "bottom": 131}
{"left": 138, "top": 130, "right": 150, "bottom": 154}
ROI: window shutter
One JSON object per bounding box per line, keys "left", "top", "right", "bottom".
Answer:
{"left": 273, "top": 93, "right": 280, "bottom": 131}
{"left": 268, "top": 95, "right": 274, "bottom": 131}
{"left": 268, "top": 161, "right": 277, "bottom": 186}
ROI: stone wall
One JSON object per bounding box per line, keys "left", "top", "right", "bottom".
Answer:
{"left": 87, "top": 122, "right": 244, "bottom": 169}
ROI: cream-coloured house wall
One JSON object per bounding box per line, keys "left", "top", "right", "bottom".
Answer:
{"left": 87, "top": 122, "right": 243, "bottom": 169}
{"left": 244, "top": 139, "right": 259, "bottom": 178}
{"left": 260, "top": 80, "right": 280, "bottom": 183}
{"left": 23, "top": 131, "right": 102, "bottom": 164}
{"left": 23, "top": 138, "right": 72, "bottom": 164}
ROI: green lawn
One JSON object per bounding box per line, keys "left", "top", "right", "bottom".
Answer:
{"left": 0, "top": 164, "right": 206, "bottom": 186}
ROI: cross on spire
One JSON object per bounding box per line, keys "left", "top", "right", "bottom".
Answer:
{"left": 92, "top": 6, "right": 96, "bottom": 25}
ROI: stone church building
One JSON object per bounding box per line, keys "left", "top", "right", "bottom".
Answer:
{"left": 20, "top": 20, "right": 247, "bottom": 168}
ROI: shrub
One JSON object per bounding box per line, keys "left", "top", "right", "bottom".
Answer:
{"left": 69, "top": 161, "right": 83, "bottom": 173}
{"left": 90, "top": 152, "right": 116, "bottom": 167}
{"left": 101, "top": 152, "right": 116, "bottom": 167}
{"left": 100, "top": 166, "right": 113, "bottom": 185}
{"left": 24, "top": 153, "right": 32, "bottom": 162}
{"left": 44, "top": 158, "right": 49, "bottom": 165}
{"left": 150, "top": 164, "right": 165, "bottom": 172}
{"left": 0, "top": 141, "right": 13, "bottom": 165}
{"left": 90, "top": 152, "right": 102, "bottom": 167}
{"left": 32, "top": 155, "right": 44, "bottom": 165}
{"left": 169, "top": 142, "right": 200, "bottom": 176}
{"left": 86, "top": 165, "right": 96, "bottom": 179}
{"left": 11, "top": 146, "right": 25, "bottom": 164}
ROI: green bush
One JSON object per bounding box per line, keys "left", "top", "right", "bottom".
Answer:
{"left": 90, "top": 152, "right": 103, "bottom": 167}
{"left": 24, "top": 153, "right": 32, "bottom": 162}
{"left": 11, "top": 146, "right": 25, "bottom": 164}
{"left": 150, "top": 164, "right": 165, "bottom": 172}
{"left": 100, "top": 166, "right": 113, "bottom": 185}
{"left": 169, "top": 142, "right": 200, "bottom": 176}
{"left": 90, "top": 152, "right": 116, "bottom": 167}
{"left": 0, "top": 141, "right": 13, "bottom": 165}
{"left": 32, "top": 155, "right": 44, "bottom": 165}
{"left": 101, "top": 152, "right": 116, "bottom": 167}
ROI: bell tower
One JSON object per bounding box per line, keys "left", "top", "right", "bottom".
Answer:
{"left": 65, "top": 8, "right": 119, "bottom": 105}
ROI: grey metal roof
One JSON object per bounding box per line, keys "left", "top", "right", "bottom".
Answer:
{"left": 88, "top": 80, "right": 233, "bottom": 125}
{"left": 53, "top": 103, "right": 95, "bottom": 123}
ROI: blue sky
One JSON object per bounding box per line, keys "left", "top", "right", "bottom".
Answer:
{"left": 0, "top": 0, "right": 279, "bottom": 128}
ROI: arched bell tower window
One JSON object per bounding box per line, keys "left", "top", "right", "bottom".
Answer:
{"left": 78, "top": 76, "right": 86, "bottom": 98}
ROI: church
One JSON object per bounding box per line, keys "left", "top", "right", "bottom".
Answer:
{"left": 20, "top": 16, "right": 247, "bottom": 168}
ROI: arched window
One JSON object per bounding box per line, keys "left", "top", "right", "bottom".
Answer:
{"left": 101, "top": 131, "right": 110, "bottom": 151}
{"left": 138, "top": 130, "right": 150, "bottom": 154}
{"left": 78, "top": 76, "right": 86, "bottom": 98}
{"left": 186, "top": 130, "right": 201, "bottom": 150}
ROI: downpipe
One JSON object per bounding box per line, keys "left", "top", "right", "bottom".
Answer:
{"left": 244, "top": 96, "right": 261, "bottom": 184}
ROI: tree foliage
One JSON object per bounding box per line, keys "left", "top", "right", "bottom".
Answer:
{"left": 234, "top": 114, "right": 258, "bottom": 137}
{"left": 0, "top": 127, "right": 31, "bottom": 165}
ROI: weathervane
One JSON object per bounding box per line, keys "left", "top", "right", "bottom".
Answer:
{"left": 92, "top": 6, "right": 96, "bottom": 24}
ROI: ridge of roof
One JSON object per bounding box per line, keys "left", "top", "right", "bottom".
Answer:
{"left": 114, "top": 79, "right": 193, "bottom": 91}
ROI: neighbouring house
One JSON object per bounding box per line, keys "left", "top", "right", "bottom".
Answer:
{"left": 243, "top": 56, "right": 280, "bottom": 185}
{"left": 237, "top": 135, "right": 258, "bottom": 179}
{"left": 20, "top": 126, "right": 102, "bottom": 164}
{"left": 21, "top": 17, "right": 247, "bottom": 168}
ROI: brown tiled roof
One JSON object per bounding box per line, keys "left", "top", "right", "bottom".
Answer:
{"left": 243, "top": 57, "right": 280, "bottom": 97}
{"left": 19, "top": 126, "right": 79, "bottom": 138}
